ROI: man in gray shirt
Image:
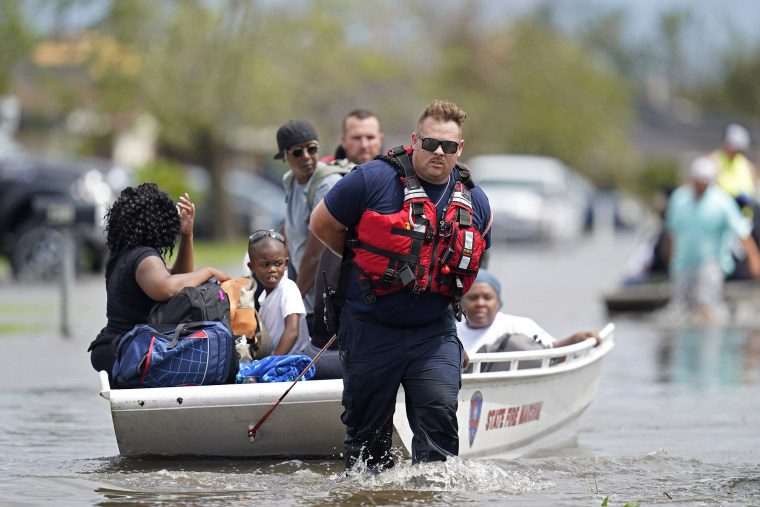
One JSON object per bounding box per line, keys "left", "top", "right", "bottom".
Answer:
{"left": 275, "top": 120, "right": 343, "bottom": 328}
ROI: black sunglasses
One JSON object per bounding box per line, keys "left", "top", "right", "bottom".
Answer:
{"left": 416, "top": 133, "right": 460, "bottom": 154}
{"left": 288, "top": 144, "right": 319, "bottom": 158}
{"left": 249, "top": 229, "right": 285, "bottom": 245}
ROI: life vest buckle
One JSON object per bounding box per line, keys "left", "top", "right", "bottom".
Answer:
{"left": 358, "top": 275, "right": 377, "bottom": 304}
{"left": 363, "top": 289, "right": 377, "bottom": 304}
{"left": 452, "top": 302, "right": 464, "bottom": 321}
{"left": 404, "top": 176, "right": 422, "bottom": 192}
{"left": 453, "top": 276, "right": 464, "bottom": 299}
{"left": 410, "top": 282, "right": 422, "bottom": 302}
{"left": 439, "top": 220, "right": 453, "bottom": 238}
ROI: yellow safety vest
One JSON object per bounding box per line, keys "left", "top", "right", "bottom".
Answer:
{"left": 712, "top": 149, "right": 756, "bottom": 200}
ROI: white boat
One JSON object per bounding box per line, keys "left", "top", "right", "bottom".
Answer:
{"left": 98, "top": 323, "right": 615, "bottom": 459}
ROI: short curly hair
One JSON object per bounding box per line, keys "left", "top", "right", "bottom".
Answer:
{"left": 417, "top": 100, "right": 467, "bottom": 133}
{"left": 105, "top": 182, "right": 180, "bottom": 258}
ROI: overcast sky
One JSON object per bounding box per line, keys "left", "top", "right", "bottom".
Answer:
{"left": 35, "top": 0, "right": 760, "bottom": 74}
{"left": 487, "top": 0, "right": 759, "bottom": 40}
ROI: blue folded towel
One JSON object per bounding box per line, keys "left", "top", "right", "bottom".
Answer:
{"left": 236, "top": 355, "right": 315, "bottom": 383}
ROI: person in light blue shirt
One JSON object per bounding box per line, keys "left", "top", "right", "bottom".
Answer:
{"left": 665, "top": 156, "right": 760, "bottom": 320}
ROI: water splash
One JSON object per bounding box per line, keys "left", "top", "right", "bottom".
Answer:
{"left": 334, "top": 456, "right": 554, "bottom": 493}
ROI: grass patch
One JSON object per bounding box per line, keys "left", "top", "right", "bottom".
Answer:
{"left": 166, "top": 237, "right": 249, "bottom": 271}
{"left": 0, "top": 257, "right": 10, "bottom": 280}
{"left": 0, "top": 303, "right": 42, "bottom": 316}
{"left": 0, "top": 322, "right": 48, "bottom": 335}
{"left": 0, "top": 301, "right": 55, "bottom": 336}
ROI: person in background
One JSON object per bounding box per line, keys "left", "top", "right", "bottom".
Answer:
{"left": 308, "top": 110, "right": 385, "bottom": 379}
{"left": 709, "top": 123, "right": 760, "bottom": 279}
{"left": 247, "top": 230, "right": 311, "bottom": 356}
{"left": 710, "top": 123, "right": 758, "bottom": 213}
{"left": 456, "top": 270, "right": 600, "bottom": 370}
{"left": 321, "top": 109, "right": 384, "bottom": 166}
{"left": 311, "top": 99, "right": 492, "bottom": 471}
{"left": 664, "top": 156, "right": 760, "bottom": 322}
{"left": 88, "top": 183, "right": 230, "bottom": 382}
{"left": 275, "top": 120, "right": 343, "bottom": 334}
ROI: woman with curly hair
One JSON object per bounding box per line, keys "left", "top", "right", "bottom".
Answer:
{"left": 88, "top": 182, "right": 229, "bottom": 378}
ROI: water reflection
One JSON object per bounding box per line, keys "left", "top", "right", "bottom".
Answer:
{"left": 656, "top": 327, "right": 760, "bottom": 386}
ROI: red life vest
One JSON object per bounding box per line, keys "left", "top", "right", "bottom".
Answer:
{"left": 345, "top": 146, "right": 486, "bottom": 319}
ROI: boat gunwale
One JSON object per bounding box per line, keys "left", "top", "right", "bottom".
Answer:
{"left": 100, "top": 324, "right": 615, "bottom": 409}
{"left": 466, "top": 324, "right": 614, "bottom": 376}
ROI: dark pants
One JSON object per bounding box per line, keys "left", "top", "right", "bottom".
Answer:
{"left": 339, "top": 312, "right": 463, "bottom": 471}
{"left": 90, "top": 342, "right": 114, "bottom": 384}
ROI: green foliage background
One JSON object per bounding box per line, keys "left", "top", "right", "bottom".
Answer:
{"left": 2, "top": 0, "right": 759, "bottom": 235}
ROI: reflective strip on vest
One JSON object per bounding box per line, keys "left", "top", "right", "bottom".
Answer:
{"left": 451, "top": 187, "right": 471, "bottom": 207}
{"left": 458, "top": 231, "right": 474, "bottom": 270}
{"left": 405, "top": 188, "right": 428, "bottom": 201}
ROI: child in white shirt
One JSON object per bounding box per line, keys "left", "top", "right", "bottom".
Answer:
{"left": 247, "top": 230, "right": 311, "bottom": 355}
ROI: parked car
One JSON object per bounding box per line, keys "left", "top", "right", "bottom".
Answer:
{"left": 466, "top": 154, "right": 594, "bottom": 243}
{"left": 189, "top": 167, "right": 286, "bottom": 237}
{"left": 223, "top": 169, "right": 286, "bottom": 233}
{"left": 591, "top": 189, "right": 652, "bottom": 231}
{"left": 0, "top": 134, "right": 125, "bottom": 280}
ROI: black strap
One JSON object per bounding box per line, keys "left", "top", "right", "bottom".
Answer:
{"left": 354, "top": 240, "right": 419, "bottom": 264}
{"left": 357, "top": 274, "right": 377, "bottom": 304}
{"left": 456, "top": 186, "right": 473, "bottom": 227}
{"left": 394, "top": 150, "right": 428, "bottom": 220}
{"left": 390, "top": 226, "right": 428, "bottom": 239}
{"left": 394, "top": 149, "right": 415, "bottom": 179}
{"left": 334, "top": 229, "right": 358, "bottom": 310}
{"left": 453, "top": 277, "right": 465, "bottom": 320}
{"left": 455, "top": 161, "right": 475, "bottom": 189}
{"left": 382, "top": 260, "right": 396, "bottom": 289}
{"left": 459, "top": 209, "right": 472, "bottom": 228}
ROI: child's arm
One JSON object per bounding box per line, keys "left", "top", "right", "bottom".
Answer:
{"left": 272, "top": 313, "right": 301, "bottom": 355}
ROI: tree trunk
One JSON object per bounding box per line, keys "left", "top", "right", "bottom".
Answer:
{"left": 195, "top": 130, "right": 237, "bottom": 240}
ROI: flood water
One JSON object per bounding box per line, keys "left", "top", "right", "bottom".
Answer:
{"left": 1, "top": 230, "right": 759, "bottom": 506}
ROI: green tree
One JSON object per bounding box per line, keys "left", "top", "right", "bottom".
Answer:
{"left": 650, "top": 8, "right": 694, "bottom": 99}
{"left": 576, "top": 9, "right": 650, "bottom": 85}
{"left": 77, "top": 0, "right": 402, "bottom": 238}
{"left": 411, "top": 3, "right": 637, "bottom": 188}
{"left": 697, "top": 43, "right": 760, "bottom": 119}
{"left": 0, "top": 0, "right": 35, "bottom": 94}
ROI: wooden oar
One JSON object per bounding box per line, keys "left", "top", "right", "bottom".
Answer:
{"left": 248, "top": 333, "right": 338, "bottom": 443}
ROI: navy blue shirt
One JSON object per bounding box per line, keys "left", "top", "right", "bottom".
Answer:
{"left": 323, "top": 154, "right": 492, "bottom": 326}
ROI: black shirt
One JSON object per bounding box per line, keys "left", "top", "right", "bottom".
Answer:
{"left": 88, "top": 246, "right": 163, "bottom": 350}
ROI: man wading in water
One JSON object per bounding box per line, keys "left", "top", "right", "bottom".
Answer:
{"left": 311, "top": 100, "right": 492, "bottom": 471}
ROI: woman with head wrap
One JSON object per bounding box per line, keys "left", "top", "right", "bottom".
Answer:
{"left": 457, "top": 270, "right": 600, "bottom": 369}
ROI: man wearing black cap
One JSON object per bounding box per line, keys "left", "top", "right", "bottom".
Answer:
{"left": 275, "top": 120, "right": 343, "bottom": 331}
